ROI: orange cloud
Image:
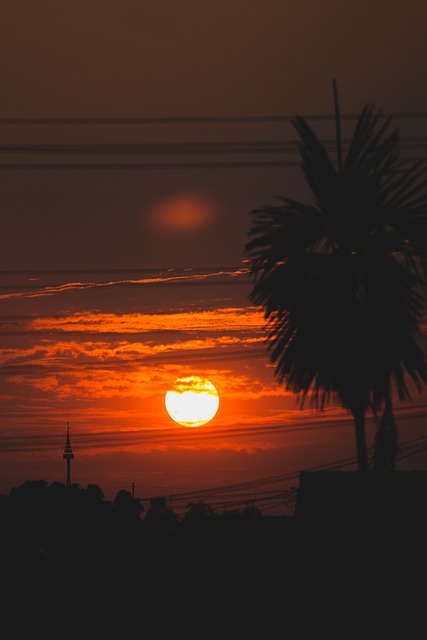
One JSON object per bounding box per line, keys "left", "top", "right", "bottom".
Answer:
{"left": 7, "top": 363, "right": 287, "bottom": 402}
{"left": 0, "top": 267, "right": 249, "bottom": 301}
{"left": 29, "top": 308, "right": 266, "bottom": 334}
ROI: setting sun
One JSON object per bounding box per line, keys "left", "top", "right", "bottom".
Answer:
{"left": 165, "top": 376, "right": 220, "bottom": 427}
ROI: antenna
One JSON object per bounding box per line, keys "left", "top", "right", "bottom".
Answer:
{"left": 333, "top": 78, "right": 343, "bottom": 171}
{"left": 63, "top": 422, "right": 74, "bottom": 488}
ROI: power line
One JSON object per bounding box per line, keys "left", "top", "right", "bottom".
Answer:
{"left": 0, "top": 112, "right": 426, "bottom": 126}
{"left": 1, "top": 140, "right": 427, "bottom": 154}
{"left": 0, "top": 137, "right": 423, "bottom": 170}
{"left": 0, "top": 139, "right": 426, "bottom": 154}
{"left": 0, "top": 160, "right": 308, "bottom": 170}
{"left": 133, "top": 435, "right": 427, "bottom": 515}
{"left": 0, "top": 158, "right": 424, "bottom": 171}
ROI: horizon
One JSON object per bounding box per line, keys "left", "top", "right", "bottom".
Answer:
{"left": 3, "top": 404, "right": 427, "bottom": 517}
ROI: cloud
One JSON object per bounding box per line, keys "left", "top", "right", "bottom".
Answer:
{"left": 0, "top": 266, "right": 248, "bottom": 301}
{"left": 28, "top": 307, "right": 265, "bottom": 334}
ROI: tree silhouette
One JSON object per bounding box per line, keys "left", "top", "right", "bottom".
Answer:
{"left": 244, "top": 81, "right": 427, "bottom": 471}
{"left": 144, "top": 496, "right": 180, "bottom": 534}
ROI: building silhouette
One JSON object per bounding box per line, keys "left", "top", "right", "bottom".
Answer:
{"left": 63, "top": 422, "right": 74, "bottom": 488}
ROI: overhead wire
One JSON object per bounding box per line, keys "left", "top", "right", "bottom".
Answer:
{"left": 133, "top": 436, "right": 427, "bottom": 516}
{"left": 0, "top": 112, "right": 425, "bottom": 169}
{"left": 0, "top": 112, "right": 426, "bottom": 125}
{"left": 1, "top": 112, "right": 426, "bottom": 509}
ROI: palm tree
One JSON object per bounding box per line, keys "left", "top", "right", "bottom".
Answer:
{"left": 244, "top": 82, "right": 427, "bottom": 471}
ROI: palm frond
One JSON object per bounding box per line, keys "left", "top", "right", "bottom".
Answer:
{"left": 343, "top": 105, "right": 392, "bottom": 174}
{"left": 243, "top": 95, "right": 427, "bottom": 465}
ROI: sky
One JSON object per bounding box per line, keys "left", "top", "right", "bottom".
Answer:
{"left": 1, "top": 1, "right": 427, "bottom": 515}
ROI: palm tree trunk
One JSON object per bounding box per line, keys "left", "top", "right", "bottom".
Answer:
{"left": 352, "top": 408, "right": 368, "bottom": 471}
{"left": 372, "top": 396, "right": 398, "bottom": 470}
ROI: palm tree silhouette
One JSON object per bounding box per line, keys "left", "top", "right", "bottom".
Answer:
{"left": 244, "top": 81, "right": 427, "bottom": 471}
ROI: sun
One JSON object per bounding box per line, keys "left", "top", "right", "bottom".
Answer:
{"left": 165, "top": 376, "right": 219, "bottom": 427}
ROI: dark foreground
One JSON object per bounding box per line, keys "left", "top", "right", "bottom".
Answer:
{"left": 2, "top": 474, "right": 426, "bottom": 633}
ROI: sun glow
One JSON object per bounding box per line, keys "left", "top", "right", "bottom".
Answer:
{"left": 165, "top": 376, "right": 220, "bottom": 427}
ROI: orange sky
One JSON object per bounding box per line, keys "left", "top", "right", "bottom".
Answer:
{"left": 1, "top": 266, "right": 427, "bottom": 515}
{"left": 0, "top": 1, "right": 426, "bottom": 514}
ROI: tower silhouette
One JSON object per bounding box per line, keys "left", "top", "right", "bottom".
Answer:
{"left": 63, "top": 422, "right": 74, "bottom": 488}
